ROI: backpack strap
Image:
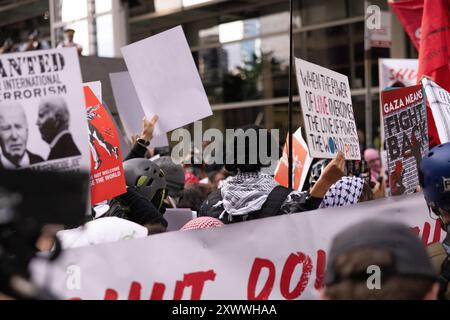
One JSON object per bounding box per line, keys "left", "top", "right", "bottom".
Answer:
{"left": 258, "top": 185, "right": 292, "bottom": 219}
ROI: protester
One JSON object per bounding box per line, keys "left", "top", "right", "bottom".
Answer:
{"left": 104, "top": 158, "right": 168, "bottom": 234}
{"left": 0, "top": 38, "right": 15, "bottom": 54}
{"left": 199, "top": 125, "right": 345, "bottom": 223}
{"left": 321, "top": 220, "right": 439, "bottom": 300}
{"left": 178, "top": 184, "right": 207, "bottom": 213}
{"left": 18, "top": 29, "right": 50, "bottom": 52}
{"left": 154, "top": 156, "right": 185, "bottom": 208}
{"left": 181, "top": 216, "right": 224, "bottom": 231}
{"left": 419, "top": 142, "right": 450, "bottom": 299}
{"left": 57, "top": 28, "right": 83, "bottom": 55}
{"left": 319, "top": 176, "right": 373, "bottom": 209}
{"left": 364, "top": 148, "right": 382, "bottom": 183}
{"left": 205, "top": 164, "right": 228, "bottom": 191}
{"left": 125, "top": 116, "right": 158, "bottom": 161}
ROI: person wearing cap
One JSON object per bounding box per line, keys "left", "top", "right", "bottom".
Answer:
{"left": 419, "top": 142, "right": 450, "bottom": 299}
{"left": 321, "top": 220, "right": 439, "bottom": 300}
{"left": 57, "top": 28, "right": 82, "bottom": 55}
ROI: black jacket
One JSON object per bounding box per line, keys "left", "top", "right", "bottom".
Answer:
{"left": 107, "top": 186, "right": 167, "bottom": 228}
{"left": 48, "top": 133, "right": 81, "bottom": 160}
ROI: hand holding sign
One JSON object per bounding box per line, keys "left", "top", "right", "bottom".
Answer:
{"left": 140, "top": 115, "right": 159, "bottom": 142}
{"left": 310, "top": 152, "right": 345, "bottom": 198}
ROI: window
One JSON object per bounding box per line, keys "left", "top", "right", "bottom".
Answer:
{"left": 51, "top": 0, "right": 118, "bottom": 57}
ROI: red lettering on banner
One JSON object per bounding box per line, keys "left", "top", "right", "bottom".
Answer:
{"left": 314, "top": 250, "right": 326, "bottom": 290}
{"left": 150, "top": 282, "right": 166, "bottom": 300}
{"left": 411, "top": 219, "right": 443, "bottom": 246}
{"left": 247, "top": 258, "right": 276, "bottom": 300}
{"left": 71, "top": 269, "right": 216, "bottom": 300}
{"left": 104, "top": 288, "right": 118, "bottom": 300}
{"left": 128, "top": 281, "right": 141, "bottom": 300}
{"left": 280, "top": 252, "right": 313, "bottom": 300}
{"left": 173, "top": 270, "right": 216, "bottom": 300}
{"left": 421, "top": 222, "right": 431, "bottom": 246}
{"left": 433, "top": 219, "right": 442, "bottom": 244}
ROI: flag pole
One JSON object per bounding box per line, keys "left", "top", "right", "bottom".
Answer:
{"left": 288, "top": 0, "right": 294, "bottom": 190}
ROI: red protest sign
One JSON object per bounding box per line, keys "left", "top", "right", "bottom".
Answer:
{"left": 274, "top": 128, "right": 312, "bottom": 191}
{"left": 84, "top": 86, "right": 126, "bottom": 205}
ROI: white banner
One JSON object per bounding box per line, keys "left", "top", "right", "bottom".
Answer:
{"left": 32, "top": 193, "right": 443, "bottom": 300}
{"left": 0, "top": 48, "right": 90, "bottom": 172}
{"left": 295, "top": 58, "right": 360, "bottom": 160}
{"left": 422, "top": 78, "right": 450, "bottom": 144}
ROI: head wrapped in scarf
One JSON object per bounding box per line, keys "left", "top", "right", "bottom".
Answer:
{"left": 181, "top": 217, "right": 224, "bottom": 231}
{"left": 319, "top": 176, "right": 365, "bottom": 209}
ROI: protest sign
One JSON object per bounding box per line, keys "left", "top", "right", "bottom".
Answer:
{"left": 121, "top": 26, "right": 213, "bottom": 135}
{"left": 109, "top": 71, "right": 169, "bottom": 148}
{"left": 84, "top": 81, "right": 102, "bottom": 102}
{"left": 422, "top": 78, "right": 450, "bottom": 143}
{"left": 84, "top": 85, "right": 126, "bottom": 205}
{"left": 381, "top": 85, "right": 428, "bottom": 196}
{"left": 274, "top": 128, "right": 312, "bottom": 191}
{"left": 378, "top": 59, "right": 418, "bottom": 90}
{"left": 164, "top": 209, "right": 195, "bottom": 232}
{"left": 295, "top": 58, "right": 360, "bottom": 160}
{"left": 31, "top": 193, "right": 444, "bottom": 300}
{"left": 0, "top": 48, "right": 90, "bottom": 171}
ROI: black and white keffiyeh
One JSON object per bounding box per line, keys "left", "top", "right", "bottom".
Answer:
{"left": 319, "top": 176, "right": 365, "bottom": 209}
{"left": 216, "top": 172, "right": 308, "bottom": 219}
{"left": 217, "top": 172, "right": 279, "bottom": 217}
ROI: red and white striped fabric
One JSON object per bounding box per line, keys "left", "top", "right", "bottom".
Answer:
{"left": 181, "top": 217, "right": 224, "bottom": 231}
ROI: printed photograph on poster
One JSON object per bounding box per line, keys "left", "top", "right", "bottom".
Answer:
{"left": 381, "top": 84, "right": 428, "bottom": 196}
{"left": 295, "top": 58, "right": 360, "bottom": 160}
{"left": 0, "top": 48, "right": 90, "bottom": 172}
{"left": 84, "top": 85, "right": 126, "bottom": 205}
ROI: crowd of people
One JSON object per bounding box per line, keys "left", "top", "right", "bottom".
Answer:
{"left": 0, "top": 28, "right": 82, "bottom": 55}
{"left": 32, "top": 110, "right": 448, "bottom": 300}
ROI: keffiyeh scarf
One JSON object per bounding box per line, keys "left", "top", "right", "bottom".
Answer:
{"left": 319, "top": 176, "right": 365, "bottom": 209}
{"left": 217, "top": 172, "right": 279, "bottom": 217}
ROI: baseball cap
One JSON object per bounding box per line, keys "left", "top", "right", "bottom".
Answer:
{"left": 325, "top": 220, "right": 437, "bottom": 286}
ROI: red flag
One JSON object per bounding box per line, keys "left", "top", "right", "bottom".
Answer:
{"left": 417, "top": 0, "right": 450, "bottom": 147}
{"left": 389, "top": 0, "right": 423, "bottom": 50}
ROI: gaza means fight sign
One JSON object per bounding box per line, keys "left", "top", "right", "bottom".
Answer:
{"left": 31, "top": 193, "right": 442, "bottom": 300}
{"left": 0, "top": 48, "right": 90, "bottom": 172}
{"left": 295, "top": 58, "right": 360, "bottom": 160}
{"left": 381, "top": 85, "right": 428, "bottom": 196}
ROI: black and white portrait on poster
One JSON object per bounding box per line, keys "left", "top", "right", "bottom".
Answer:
{"left": 0, "top": 47, "right": 90, "bottom": 172}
